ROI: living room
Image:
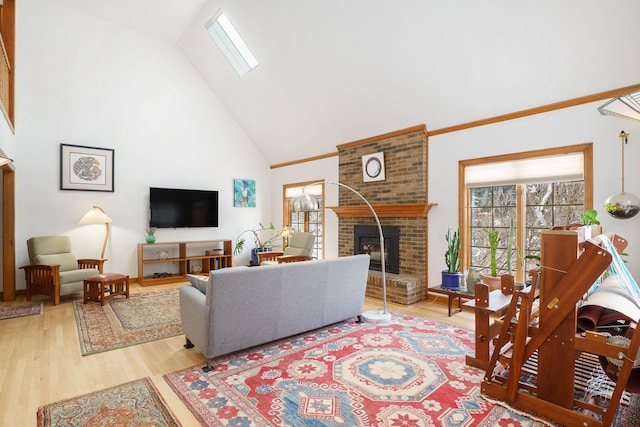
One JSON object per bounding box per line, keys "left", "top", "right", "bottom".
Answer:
{"left": 1, "top": 1, "right": 640, "bottom": 425}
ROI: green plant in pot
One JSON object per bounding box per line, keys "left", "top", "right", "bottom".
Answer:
{"left": 482, "top": 220, "right": 518, "bottom": 290}
{"left": 233, "top": 222, "right": 287, "bottom": 266}
{"left": 581, "top": 209, "right": 600, "bottom": 226}
{"left": 579, "top": 208, "right": 603, "bottom": 239}
{"left": 442, "top": 228, "right": 462, "bottom": 288}
{"left": 482, "top": 228, "right": 502, "bottom": 290}
{"left": 145, "top": 227, "right": 156, "bottom": 244}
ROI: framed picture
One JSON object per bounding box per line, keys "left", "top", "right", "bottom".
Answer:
{"left": 60, "top": 144, "right": 114, "bottom": 192}
{"left": 234, "top": 179, "right": 256, "bottom": 207}
{"left": 362, "top": 152, "right": 385, "bottom": 182}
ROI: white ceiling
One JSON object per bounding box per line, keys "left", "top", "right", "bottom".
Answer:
{"left": 57, "top": 0, "right": 207, "bottom": 43}
{"left": 59, "top": 1, "right": 640, "bottom": 165}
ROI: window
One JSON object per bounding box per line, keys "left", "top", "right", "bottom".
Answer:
{"left": 205, "top": 10, "right": 258, "bottom": 76}
{"left": 283, "top": 182, "right": 324, "bottom": 259}
{"left": 460, "top": 144, "right": 593, "bottom": 282}
{"left": 469, "top": 181, "right": 584, "bottom": 280}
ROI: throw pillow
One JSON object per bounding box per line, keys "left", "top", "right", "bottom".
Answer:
{"left": 187, "top": 274, "right": 208, "bottom": 294}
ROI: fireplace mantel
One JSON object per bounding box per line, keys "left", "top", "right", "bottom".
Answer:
{"left": 328, "top": 203, "right": 436, "bottom": 218}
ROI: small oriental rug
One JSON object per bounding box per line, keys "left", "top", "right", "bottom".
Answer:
{"left": 0, "top": 302, "right": 42, "bottom": 320}
{"left": 37, "top": 377, "right": 181, "bottom": 427}
{"left": 164, "top": 314, "right": 551, "bottom": 426}
{"left": 73, "top": 288, "right": 182, "bottom": 355}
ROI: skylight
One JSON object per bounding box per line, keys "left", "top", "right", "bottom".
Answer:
{"left": 205, "top": 10, "right": 258, "bottom": 76}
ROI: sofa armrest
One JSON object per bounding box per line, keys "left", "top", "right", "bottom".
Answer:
{"left": 179, "top": 285, "right": 210, "bottom": 356}
{"left": 77, "top": 258, "right": 106, "bottom": 273}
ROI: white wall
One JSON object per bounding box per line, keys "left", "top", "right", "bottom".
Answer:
{"left": 428, "top": 103, "right": 640, "bottom": 285}
{"left": 8, "top": 0, "right": 640, "bottom": 294}
{"left": 9, "top": 0, "right": 276, "bottom": 290}
{"left": 273, "top": 103, "right": 640, "bottom": 287}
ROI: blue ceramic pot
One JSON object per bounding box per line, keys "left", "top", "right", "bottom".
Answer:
{"left": 250, "top": 247, "right": 272, "bottom": 266}
{"left": 441, "top": 270, "right": 462, "bottom": 288}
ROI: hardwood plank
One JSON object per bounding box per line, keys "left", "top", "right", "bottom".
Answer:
{"left": 0, "top": 281, "right": 470, "bottom": 426}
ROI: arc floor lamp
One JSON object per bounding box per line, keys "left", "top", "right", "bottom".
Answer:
{"left": 290, "top": 180, "right": 392, "bottom": 323}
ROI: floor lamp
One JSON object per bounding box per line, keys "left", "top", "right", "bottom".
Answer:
{"left": 79, "top": 205, "right": 113, "bottom": 259}
{"left": 290, "top": 180, "right": 392, "bottom": 323}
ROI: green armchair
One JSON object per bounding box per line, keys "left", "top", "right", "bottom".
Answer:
{"left": 257, "top": 232, "right": 315, "bottom": 264}
{"left": 21, "top": 236, "right": 105, "bottom": 305}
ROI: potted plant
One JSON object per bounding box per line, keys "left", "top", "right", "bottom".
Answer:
{"left": 145, "top": 227, "right": 156, "bottom": 244}
{"left": 481, "top": 228, "right": 502, "bottom": 290}
{"left": 581, "top": 209, "right": 600, "bottom": 226}
{"left": 442, "top": 228, "right": 462, "bottom": 288}
{"left": 233, "top": 222, "right": 287, "bottom": 266}
{"left": 580, "top": 209, "right": 602, "bottom": 239}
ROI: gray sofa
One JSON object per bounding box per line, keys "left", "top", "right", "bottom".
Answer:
{"left": 179, "top": 254, "right": 371, "bottom": 370}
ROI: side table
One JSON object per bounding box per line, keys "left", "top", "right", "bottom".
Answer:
{"left": 429, "top": 284, "right": 475, "bottom": 316}
{"left": 83, "top": 273, "right": 130, "bottom": 306}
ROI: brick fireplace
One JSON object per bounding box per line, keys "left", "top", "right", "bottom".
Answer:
{"left": 331, "top": 125, "right": 434, "bottom": 305}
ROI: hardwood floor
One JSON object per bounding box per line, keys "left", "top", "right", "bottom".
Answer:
{"left": 0, "top": 282, "right": 475, "bottom": 426}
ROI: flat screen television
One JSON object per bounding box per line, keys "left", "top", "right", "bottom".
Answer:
{"left": 149, "top": 187, "right": 219, "bottom": 228}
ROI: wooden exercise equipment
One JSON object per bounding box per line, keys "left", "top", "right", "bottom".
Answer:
{"left": 481, "top": 228, "right": 640, "bottom": 427}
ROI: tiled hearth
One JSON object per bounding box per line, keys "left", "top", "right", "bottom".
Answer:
{"left": 333, "top": 125, "right": 434, "bottom": 305}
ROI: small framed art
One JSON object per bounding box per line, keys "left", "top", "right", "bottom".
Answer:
{"left": 234, "top": 179, "right": 256, "bottom": 207}
{"left": 60, "top": 143, "right": 114, "bottom": 192}
{"left": 362, "top": 152, "right": 385, "bottom": 182}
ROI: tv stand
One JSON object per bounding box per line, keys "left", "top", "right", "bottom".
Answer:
{"left": 136, "top": 239, "right": 232, "bottom": 286}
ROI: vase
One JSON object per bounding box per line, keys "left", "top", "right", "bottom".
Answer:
{"left": 441, "top": 270, "right": 462, "bottom": 289}
{"left": 466, "top": 268, "right": 482, "bottom": 292}
{"left": 145, "top": 235, "right": 156, "bottom": 244}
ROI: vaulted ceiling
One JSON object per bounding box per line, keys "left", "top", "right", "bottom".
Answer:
{"left": 58, "top": 1, "right": 640, "bottom": 165}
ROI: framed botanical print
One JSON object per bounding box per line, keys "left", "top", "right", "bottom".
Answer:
{"left": 60, "top": 143, "right": 114, "bottom": 192}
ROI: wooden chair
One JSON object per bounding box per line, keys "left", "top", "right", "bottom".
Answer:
{"left": 257, "top": 232, "right": 315, "bottom": 265}
{"left": 21, "top": 236, "right": 105, "bottom": 305}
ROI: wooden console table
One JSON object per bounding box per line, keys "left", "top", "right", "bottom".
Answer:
{"left": 137, "top": 239, "right": 232, "bottom": 286}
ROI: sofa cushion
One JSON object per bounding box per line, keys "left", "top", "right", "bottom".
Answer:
{"left": 187, "top": 274, "right": 209, "bottom": 294}
{"left": 33, "top": 253, "right": 78, "bottom": 272}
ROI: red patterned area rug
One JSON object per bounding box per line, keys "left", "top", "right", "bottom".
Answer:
{"left": 0, "top": 302, "right": 42, "bottom": 320}
{"left": 37, "top": 377, "right": 181, "bottom": 426}
{"left": 164, "top": 314, "right": 552, "bottom": 426}
{"left": 73, "top": 288, "right": 182, "bottom": 355}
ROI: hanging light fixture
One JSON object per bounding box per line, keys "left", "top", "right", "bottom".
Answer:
{"left": 597, "top": 90, "right": 640, "bottom": 122}
{"left": 604, "top": 131, "right": 640, "bottom": 219}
